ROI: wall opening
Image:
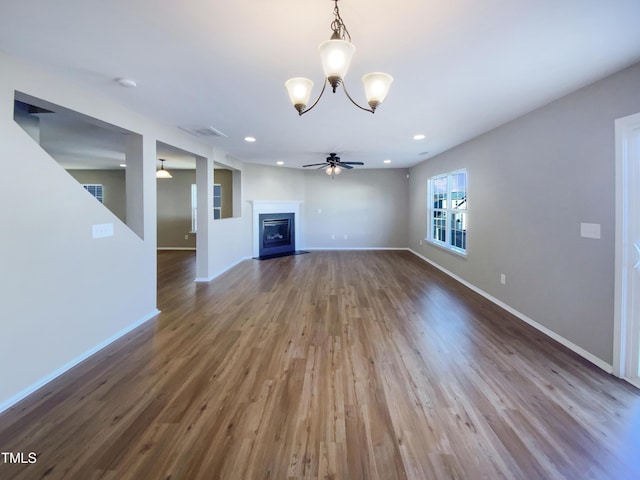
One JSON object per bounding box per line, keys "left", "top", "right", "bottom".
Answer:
{"left": 214, "top": 162, "right": 241, "bottom": 219}
{"left": 13, "top": 91, "right": 139, "bottom": 234}
{"left": 156, "top": 141, "right": 196, "bottom": 249}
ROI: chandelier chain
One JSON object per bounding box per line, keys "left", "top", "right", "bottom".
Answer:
{"left": 330, "top": 0, "right": 351, "bottom": 41}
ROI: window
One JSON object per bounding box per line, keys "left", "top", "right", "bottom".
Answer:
{"left": 427, "top": 170, "right": 467, "bottom": 254}
{"left": 190, "top": 184, "right": 197, "bottom": 232}
{"left": 82, "top": 184, "right": 103, "bottom": 203}
{"left": 190, "top": 183, "right": 223, "bottom": 230}
{"left": 213, "top": 184, "right": 222, "bottom": 220}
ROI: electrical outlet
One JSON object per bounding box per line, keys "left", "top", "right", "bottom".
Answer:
{"left": 419, "top": 239, "right": 423, "bottom": 246}
{"left": 331, "top": 234, "right": 335, "bottom": 240}
{"left": 185, "top": 234, "right": 189, "bottom": 240}
{"left": 500, "top": 274, "right": 506, "bottom": 285}
{"left": 344, "top": 234, "right": 348, "bottom": 240}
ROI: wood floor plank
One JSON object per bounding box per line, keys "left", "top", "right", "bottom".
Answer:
{"left": 1, "top": 250, "right": 639, "bottom": 479}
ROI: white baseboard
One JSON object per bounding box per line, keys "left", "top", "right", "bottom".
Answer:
{"left": 0, "top": 309, "right": 160, "bottom": 414}
{"left": 408, "top": 249, "right": 613, "bottom": 374}
{"left": 195, "top": 256, "right": 252, "bottom": 283}
{"left": 624, "top": 377, "right": 640, "bottom": 389}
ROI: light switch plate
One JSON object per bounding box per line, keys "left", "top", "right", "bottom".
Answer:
{"left": 580, "top": 222, "right": 601, "bottom": 239}
{"left": 93, "top": 223, "right": 114, "bottom": 239}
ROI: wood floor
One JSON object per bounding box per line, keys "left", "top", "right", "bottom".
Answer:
{"left": 1, "top": 250, "right": 639, "bottom": 479}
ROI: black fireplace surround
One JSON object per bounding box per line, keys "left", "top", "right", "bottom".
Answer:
{"left": 259, "top": 213, "right": 295, "bottom": 257}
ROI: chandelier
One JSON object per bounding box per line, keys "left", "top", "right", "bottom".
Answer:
{"left": 285, "top": 0, "right": 393, "bottom": 116}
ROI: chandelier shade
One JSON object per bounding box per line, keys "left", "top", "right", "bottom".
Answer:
{"left": 285, "top": 77, "right": 314, "bottom": 112}
{"left": 362, "top": 72, "right": 394, "bottom": 109}
{"left": 319, "top": 39, "right": 356, "bottom": 87}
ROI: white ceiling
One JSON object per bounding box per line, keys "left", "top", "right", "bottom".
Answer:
{"left": 2, "top": 0, "right": 640, "bottom": 170}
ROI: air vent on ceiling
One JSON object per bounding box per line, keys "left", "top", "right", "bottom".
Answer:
{"left": 178, "top": 125, "right": 228, "bottom": 138}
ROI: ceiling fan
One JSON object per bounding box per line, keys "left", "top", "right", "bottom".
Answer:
{"left": 303, "top": 153, "right": 363, "bottom": 176}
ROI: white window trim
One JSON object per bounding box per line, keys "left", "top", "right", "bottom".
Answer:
{"left": 190, "top": 184, "right": 197, "bottom": 233}
{"left": 213, "top": 183, "right": 222, "bottom": 220}
{"left": 427, "top": 169, "right": 467, "bottom": 256}
{"left": 614, "top": 111, "right": 640, "bottom": 387}
{"left": 192, "top": 183, "right": 223, "bottom": 230}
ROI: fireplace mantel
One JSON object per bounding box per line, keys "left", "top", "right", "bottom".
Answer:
{"left": 249, "top": 200, "right": 303, "bottom": 258}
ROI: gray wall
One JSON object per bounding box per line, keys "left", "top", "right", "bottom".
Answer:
{"left": 68, "top": 169, "right": 127, "bottom": 223}
{"left": 243, "top": 163, "right": 306, "bottom": 201}
{"left": 214, "top": 168, "right": 234, "bottom": 219}
{"left": 157, "top": 169, "right": 196, "bottom": 249}
{"left": 409, "top": 62, "right": 640, "bottom": 365}
{"left": 304, "top": 168, "right": 409, "bottom": 249}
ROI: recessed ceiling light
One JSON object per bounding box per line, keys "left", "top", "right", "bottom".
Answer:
{"left": 383, "top": 159, "right": 392, "bottom": 164}
{"left": 120, "top": 163, "right": 127, "bottom": 167}
{"left": 413, "top": 134, "right": 425, "bottom": 140}
{"left": 244, "top": 136, "right": 256, "bottom": 143}
{"left": 116, "top": 78, "right": 137, "bottom": 88}
{"left": 277, "top": 161, "right": 284, "bottom": 165}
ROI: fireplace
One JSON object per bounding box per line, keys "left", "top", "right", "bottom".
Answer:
{"left": 259, "top": 213, "right": 295, "bottom": 257}
{"left": 250, "top": 200, "right": 303, "bottom": 259}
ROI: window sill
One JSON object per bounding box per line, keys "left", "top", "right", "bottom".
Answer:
{"left": 425, "top": 239, "right": 467, "bottom": 258}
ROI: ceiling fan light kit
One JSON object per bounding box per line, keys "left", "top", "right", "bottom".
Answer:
{"left": 325, "top": 165, "right": 342, "bottom": 176}
{"left": 304, "top": 153, "right": 363, "bottom": 178}
{"left": 285, "top": 0, "right": 393, "bottom": 115}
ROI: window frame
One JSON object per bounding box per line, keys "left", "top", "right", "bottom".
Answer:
{"left": 191, "top": 183, "right": 223, "bottom": 231}
{"left": 213, "top": 184, "right": 222, "bottom": 220}
{"left": 427, "top": 169, "right": 467, "bottom": 256}
{"left": 82, "top": 184, "right": 103, "bottom": 203}
{"left": 190, "top": 183, "right": 198, "bottom": 233}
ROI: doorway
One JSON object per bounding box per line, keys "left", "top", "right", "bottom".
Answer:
{"left": 614, "top": 111, "right": 640, "bottom": 388}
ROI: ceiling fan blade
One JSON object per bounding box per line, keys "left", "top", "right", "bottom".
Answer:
{"left": 303, "top": 163, "right": 328, "bottom": 167}
{"left": 340, "top": 162, "right": 364, "bottom": 165}
{"left": 338, "top": 163, "right": 354, "bottom": 169}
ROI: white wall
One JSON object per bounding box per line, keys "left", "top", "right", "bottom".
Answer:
{"left": 0, "top": 55, "right": 156, "bottom": 409}
{"left": 409, "top": 61, "right": 640, "bottom": 366}
{"left": 0, "top": 53, "right": 249, "bottom": 411}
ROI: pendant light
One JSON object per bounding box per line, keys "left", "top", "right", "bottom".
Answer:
{"left": 156, "top": 159, "right": 172, "bottom": 179}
